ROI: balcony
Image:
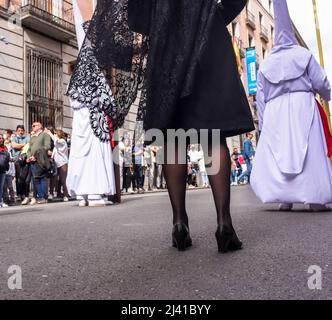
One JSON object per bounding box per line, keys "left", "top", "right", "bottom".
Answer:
{"left": 260, "top": 25, "right": 269, "bottom": 43}
{"left": 20, "top": 0, "right": 75, "bottom": 42}
{"left": 236, "top": 38, "right": 246, "bottom": 59}
{"left": 246, "top": 10, "right": 256, "bottom": 30}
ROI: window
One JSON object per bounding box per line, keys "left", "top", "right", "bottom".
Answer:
{"left": 26, "top": 47, "right": 63, "bottom": 129}
{"left": 52, "top": 0, "right": 63, "bottom": 18}
{"left": 259, "top": 13, "right": 263, "bottom": 27}
{"left": 269, "top": 0, "right": 273, "bottom": 15}
{"left": 22, "top": 0, "right": 63, "bottom": 18}
{"left": 232, "top": 22, "right": 240, "bottom": 39}
{"left": 271, "top": 26, "right": 274, "bottom": 43}
{"left": 262, "top": 47, "right": 266, "bottom": 59}
{"left": 248, "top": 34, "right": 255, "bottom": 48}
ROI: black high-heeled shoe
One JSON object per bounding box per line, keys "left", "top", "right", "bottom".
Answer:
{"left": 215, "top": 225, "right": 242, "bottom": 253}
{"left": 172, "top": 223, "right": 192, "bottom": 251}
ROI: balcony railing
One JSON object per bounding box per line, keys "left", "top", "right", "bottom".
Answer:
{"left": 234, "top": 37, "right": 246, "bottom": 59}
{"left": 20, "top": 0, "right": 75, "bottom": 42}
{"left": 260, "top": 25, "right": 269, "bottom": 42}
{"left": 246, "top": 10, "right": 256, "bottom": 30}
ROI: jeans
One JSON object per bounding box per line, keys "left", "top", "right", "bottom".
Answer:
{"left": 230, "top": 170, "right": 237, "bottom": 183}
{"left": 3, "top": 175, "right": 15, "bottom": 203}
{"left": 238, "top": 159, "right": 252, "bottom": 183}
{"left": 30, "top": 163, "right": 48, "bottom": 200}
{"left": 201, "top": 172, "right": 209, "bottom": 185}
{"left": 133, "top": 164, "right": 144, "bottom": 189}
{"left": 0, "top": 173, "right": 5, "bottom": 204}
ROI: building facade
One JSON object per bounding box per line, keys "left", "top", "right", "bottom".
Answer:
{"left": 1, "top": 0, "right": 306, "bottom": 151}
{"left": 225, "top": 0, "right": 275, "bottom": 150}
{"left": 0, "top": 0, "right": 95, "bottom": 133}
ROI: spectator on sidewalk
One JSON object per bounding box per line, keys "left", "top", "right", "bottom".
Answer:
{"left": 46, "top": 126, "right": 58, "bottom": 200}
{"left": 238, "top": 133, "right": 255, "bottom": 184}
{"left": 197, "top": 146, "right": 209, "bottom": 188}
{"left": 150, "top": 145, "right": 159, "bottom": 190}
{"left": 3, "top": 142, "right": 16, "bottom": 205}
{"left": 231, "top": 147, "right": 242, "bottom": 180}
{"left": 4, "top": 129, "right": 14, "bottom": 148}
{"left": 132, "top": 139, "right": 144, "bottom": 194}
{"left": 0, "top": 134, "right": 10, "bottom": 208}
{"left": 143, "top": 146, "right": 154, "bottom": 191}
{"left": 11, "top": 125, "right": 30, "bottom": 204}
{"left": 230, "top": 156, "right": 238, "bottom": 186}
{"left": 45, "top": 128, "right": 70, "bottom": 202}
{"left": 27, "top": 122, "right": 51, "bottom": 205}
{"left": 156, "top": 146, "right": 166, "bottom": 189}
{"left": 121, "top": 137, "right": 133, "bottom": 194}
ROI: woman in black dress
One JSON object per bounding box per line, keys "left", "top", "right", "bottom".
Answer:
{"left": 68, "top": 0, "right": 254, "bottom": 253}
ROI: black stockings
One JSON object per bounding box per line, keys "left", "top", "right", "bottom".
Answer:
{"left": 162, "top": 141, "right": 188, "bottom": 226}
{"left": 162, "top": 138, "right": 232, "bottom": 228}
{"left": 206, "top": 138, "right": 232, "bottom": 227}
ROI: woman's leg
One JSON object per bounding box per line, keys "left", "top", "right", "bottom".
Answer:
{"left": 122, "top": 166, "right": 127, "bottom": 191}
{"left": 58, "top": 164, "right": 70, "bottom": 197}
{"left": 124, "top": 167, "right": 131, "bottom": 191}
{"left": 0, "top": 173, "right": 5, "bottom": 204}
{"left": 162, "top": 140, "right": 188, "bottom": 226}
{"left": 206, "top": 137, "right": 233, "bottom": 227}
{"left": 205, "top": 137, "right": 242, "bottom": 252}
{"left": 8, "top": 176, "right": 15, "bottom": 202}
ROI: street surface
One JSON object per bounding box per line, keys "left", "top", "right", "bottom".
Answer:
{"left": 0, "top": 186, "right": 331, "bottom": 300}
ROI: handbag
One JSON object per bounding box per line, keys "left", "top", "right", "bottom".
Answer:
{"left": 47, "top": 158, "right": 58, "bottom": 178}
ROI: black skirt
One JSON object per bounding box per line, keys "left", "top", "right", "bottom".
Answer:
{"left": 157, "top": 7, "right": 255, "bottom": 137}
{"left": 68, "top": 0, "right": 254, "bottom": 138}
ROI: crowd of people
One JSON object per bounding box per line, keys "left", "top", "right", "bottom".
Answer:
{"left": 118, "top": 133, "right": 256, "bottom": 195}
{"left": 0, "top": 123, "right": 71, "bottom": 208}
{"left": 0, "top": 123, "right": 256, "bottom": 208}
{"left": 118, "top": 136, "right": 213, "bottom": 194}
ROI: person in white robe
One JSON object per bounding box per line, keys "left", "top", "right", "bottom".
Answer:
{"left": 250, "top": 0, "right": 332, "bottom": 212}
{"left": 66, "top": 0, "right": 116, "bottom": 207}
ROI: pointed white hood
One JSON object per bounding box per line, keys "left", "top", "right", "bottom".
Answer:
{"left": 73, "top": 0, "right": 85, "bottom": 50}
{"left": 260, "top": 0, "right": 312, "bottom": 84}
{"left": 273, "top": 0, "right": 297, "bottom": 49}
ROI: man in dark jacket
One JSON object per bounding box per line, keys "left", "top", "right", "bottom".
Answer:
{"left": 27, "top": 122, "right": 51, "bottom": 204}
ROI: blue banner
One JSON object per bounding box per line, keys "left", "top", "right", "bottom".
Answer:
{"left": 246, "top": 47, "right": 257, "bottom": 95}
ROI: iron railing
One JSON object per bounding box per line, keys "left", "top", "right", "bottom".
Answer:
{"left": 246, "top": 10, "right": 256, "bottom": 30}
{"left": 27, "top": 97, "right": 63, "bottom": 130}
{"left": 21, "top": 0, "right": 74, "bottom": 33}
{"left": 26, "top": 47, "right": 63, "bottom": 129}
{"left": 260, "top": 25, "right": 269, "bottom": 42}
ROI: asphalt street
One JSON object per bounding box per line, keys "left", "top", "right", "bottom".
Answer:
{"left": 0, "top": 186, "right": 331, "bottom": 300}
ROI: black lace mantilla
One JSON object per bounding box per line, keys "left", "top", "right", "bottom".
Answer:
{"left": 67, "top": 0, "right": 245, "bottom": 136}
{"left": 66, "top": 33, "right": 117, "bottom": 142}
{"left": 67, "top": 0, "right": 148, "bottom": 142}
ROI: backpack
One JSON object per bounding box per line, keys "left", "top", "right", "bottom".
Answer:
{"left": 0, "top": 151, "right": 10, "bottom": 174}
